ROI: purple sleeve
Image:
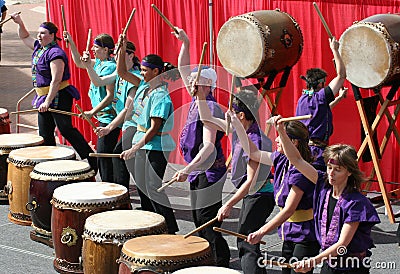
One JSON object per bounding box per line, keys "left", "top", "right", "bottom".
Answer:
{"left": 343, "top": 194, "right": 380, "bottom": 224}
{"left": 288, "top": 170, "right": 314, "bottom": 193}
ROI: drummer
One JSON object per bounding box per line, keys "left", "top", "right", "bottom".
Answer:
{"left": 296, "top": 37, "right": 346, "bottom": 171}
{"left": 172, "top": 28, "right": 230, "bottom": 267}
{"left": 10, "top": 13, "right": 97, "bottom": 172}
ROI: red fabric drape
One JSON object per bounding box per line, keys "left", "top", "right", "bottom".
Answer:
{"left": 47, "top": 0, "right": 400, "bottom": 191}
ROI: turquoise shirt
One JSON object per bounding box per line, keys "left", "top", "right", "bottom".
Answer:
{"left": 132, "top": 84, "right": 176, "bottom": 151}
{"left": 88, "top": 58, "right": 116, "bottom": 124}
{"left": 112, "top": 69, "right": 142, "bottom": 130}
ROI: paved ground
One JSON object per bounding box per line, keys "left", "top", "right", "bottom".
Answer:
{"left": 0, "top": 1, "right": 399, "bottom": 274}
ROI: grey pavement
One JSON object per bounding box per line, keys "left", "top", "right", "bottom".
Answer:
{"left": 0, "top": 2, "right": 399, "bottom": 274}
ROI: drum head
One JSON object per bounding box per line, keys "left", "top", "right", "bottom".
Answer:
{"left": 0, "top": 133, "right": 44, "bottom": 154}
{"left": 174, "top": 266, "right": 241, "bottom": 273}
{"left": 84, "top": 210, "right": 166, "bottom": 237}
{"left": 53, "top": 181, "right": 128, "bottom": 204}
{"left": 122, "top": 235, "right": 210, "bottom": 259}
{"left": 339, "top": 23, "right": 391, "bottom": 88}
{"left": 8, "top": 146, "right": 75, "bottom": 164}
{"left": 30, "top": 159, "right": 95, "bottom": 181}
{"left": 217, "top": 16, "right": 265, "bottom": 77}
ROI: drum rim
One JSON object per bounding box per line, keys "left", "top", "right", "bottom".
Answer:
{"left": 0, "top": 134, "right": 44, "bottom": 154}
{"left": 30, "top": 160, "right": 95, "bottom": 180}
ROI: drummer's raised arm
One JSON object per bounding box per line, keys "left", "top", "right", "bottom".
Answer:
{"left": 195, "top": 87, "right": 226, "bottom": 132}
{"left": 328, "top": 37, "right": 346, "bottom": 96}
{"left": 116, "top": 34, "right": 141, "bottom": 87}
{"left": 174, "top": 27, "right": 192, "bottom": 93}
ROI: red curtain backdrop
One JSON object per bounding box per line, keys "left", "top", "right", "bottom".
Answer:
{"left": 47, "top": 0, "right": 400, "bottom": 191}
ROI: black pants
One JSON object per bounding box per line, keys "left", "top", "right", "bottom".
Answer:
{"left": 37, "top": 90, "right": 95, "bottom": 169}
{"left": 96, "top": 122, "right": 120, "bottom": 182}
{"left": 281, "top": 240, "right": 320, "bottom": 274}
{"left": 134, "top": 149, "right": 178, "bottom": 233}
{"left": 112, "top": 126, "right": 136, "bottom": 189}
{"left": 190, "top": 173, "right": 230, "bottom": 267}
{"left": 238, "top": 194, "right": 275, "bottom": 274}
{"left": 321, "top": 263, "right": 370, "bottom": 274}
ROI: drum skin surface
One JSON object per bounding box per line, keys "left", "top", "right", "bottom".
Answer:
{"left": 118, "top": 234, "right": 214, "bottom": 273}
{"left": 82, "top": 210, "right": 167, "bottom": 274}
{"left": 217, "top": 9, "right": 303, "bottom": 78}
{"left": 339, "top": 13, "right": 400, "bottom": 88}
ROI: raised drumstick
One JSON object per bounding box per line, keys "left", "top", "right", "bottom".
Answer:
{"left": 183, "top": 217, "right": 218, "bottom": 238}
{"left": 213, "top": 226, "right": 266, "bottom": 245}
{"left": 11, "top": 108, "right": 80, "bottom": 117}
{"left": 61, "top": 5, "right": 68, "bottom": 48}
{"left": 157, "top": 178, "right": 178, "bottom": 192}
{"left": 89, "top": 153, "right": 121, "bottom": 158}
{"left": 85, "top": 29, "right": 92, "bottom": 52}
{"left": 266, "top": 114, "right": 312, "bottom": 124}
{"left": 115, "top": 8, "right": 136, "bottom": 55}
{"left": 191, "top": 42, "right": 207, "bottom": 96}
{"left": 75, "top": 104, "right": 97, "bottom": 130}
{"left": 0, "top": 11, "right": 21, "bottom": 27}
{"left": 226, "top": 75, "right": 236, "bottom": 135}
{"left": 151, "top": 4, "right": 178, "bottom": 34}
{"left": 313, "top": 2, "right": 333, "bottom": 39}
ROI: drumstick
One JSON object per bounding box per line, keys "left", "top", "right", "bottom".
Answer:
{"left": 183, "top": 217, "right": 218, "bottom": 238}
{"left": 61, "top": 5, "right": 68, "bottom": 48}
{"left": 226, "top": 75, "right": 236, "bottom": 135}
{"left": 10, "top": 108, "right": 80, "bottom": 117}
{"left": 157, "top": 178, "right": 178, "bottom": 192}
{"left": 115, "top": 8, "right": 136, "bottom": 55}
{"left": 151, "top": 4, "right": 178, "bottom": 34}
{"left": 75, "top": 104, "right": 97, "bottom": 129}
{"left": 213, "top": 227, "right": 266, "bottom": 245}
{"left": 85, "top": 29, "right": 92, "bottom": 52}
{"left": 89, "top": 153, "right": 121, "bottom": 158}
{"left": 264, "top": 260, "right": 293, "bottom": 269}
{"left": 266, "top": 114, "right": 312, "bottom": 124}
{"left": 0, "top": 11, "right": 21, "bottom": 27}
{"left": 191, "top": 42, "right": 207, "bottom": 96}
{"left": 312, "top": 2, "right": 334, "bottom": 39}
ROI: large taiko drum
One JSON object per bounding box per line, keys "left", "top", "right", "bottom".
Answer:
{"left": 339, "top": 13, "right": 400, "bottom": 89}
{"left": 6, "top": 145, "right": 75, "bottom": 225}
{"left": 216, "top": 9, "right": 303, "bottom": 78}
{"left": 117, "top": 235, "right": 214, "bottom": 273}
{"left": 174, "top": 266, "right": 241, "bottom": 273}
{"left": 51, "top": 182, "right": 131, "bottom": 274}
{"left": 0, "top": 108, "right": 11, "bottom": 134}
{"left": 82, "top": 210, "right": 168, "bottom": 274}
{"left": 0, "top": 133, "right": 44, "bottom": 203}
{"left": 28, "top": 160, "right": 96, "bottom": 247}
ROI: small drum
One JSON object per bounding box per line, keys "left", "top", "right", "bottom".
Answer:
{"left": 217, "top": 9, "right": 303, "bottom": 78}
{"left": 339, "top": 13, "right": 400, "bottom": 88}
{"left": 0, "top": 108, "right": 11, "bottom": 134}
{"left": 51, "top": 182, "right": 131, "bottom": 274}
{"left": 82, "top": 210, "right": 167, "bottom": 274}
{"left": 117, "top": 235, "right": 214, "bottom": 273}
{"left": 0, "top": 133, "right": 43, "bottom": 203}
{"left": 174, "top": 266, "right": 241, "bottom": 273}
{"left": 6, "top": 146, "right": 75, "bottom": 225}
{"left": 28, "top": 160, "right": 96, "bottom": 247}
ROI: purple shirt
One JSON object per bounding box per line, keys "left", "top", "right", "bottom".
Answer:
{"left": 231, "top": 122, "right": 273, "bottom": 194}
{"left": 296, "top": 86, "right": 335, "bottom": 168}
{"left": 179, "top": 93, "right": 226, "bottom": 183}
{"left": 272, "top": 151, "right": 317, "bottom": 242}
{"left": 314, "top": 172, "right": 380, "bottom": 257}
{"left": 31, "top": 40, "right": 80, "bottom": 108}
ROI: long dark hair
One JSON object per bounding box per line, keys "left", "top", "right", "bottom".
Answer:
{"left": 285, "top": 121, "right": 313, "bottom": 163}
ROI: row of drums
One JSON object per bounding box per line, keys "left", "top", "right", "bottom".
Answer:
{"left": 0, "top": 132, "right": 239, "bottom": 273}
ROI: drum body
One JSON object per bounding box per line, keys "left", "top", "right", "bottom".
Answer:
{"left": 174, "top": 266, "right": 241, "bottom": 273}
{"left": 28, "top": 160, "right": 96, "bottom": 247}
{"left": 51, "top": 182, "right": 131, "bottom": 274}
{"left": 217, "top": 9, "right": 303, "bottom": 78}
{"left": 117, "top": 235, "right": 214, "bottom": 273}
{"left": 0, "top": 108, "right": 11, "bottom": 134}
{"left": 82, "top": 210, "right": 167, "bottom": 274}
{"left": 0, "top": 134, "right": 43, "bottom": 203}
{"left": 339, "top": 13, "right": 400, "bottom": 88}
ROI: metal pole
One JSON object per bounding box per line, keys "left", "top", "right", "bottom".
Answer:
{"left": 208, "top": 0, "right": 213, "bottom": 66}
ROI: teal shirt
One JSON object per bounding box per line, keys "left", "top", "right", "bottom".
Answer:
{"left": 132, "top": 84, "right": 176, "bottom": 151}
{"left": 88, "top": 58, "right": 116, "bottom": 124}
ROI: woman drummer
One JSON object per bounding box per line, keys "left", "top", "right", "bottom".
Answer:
{"left": 64, "top": 31, "right": 119, "bottom": 182}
